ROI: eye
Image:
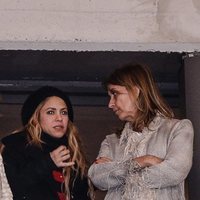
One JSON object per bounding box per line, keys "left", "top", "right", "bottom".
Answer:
{"left": 112, "top": 92, "right": 118, "bottom": 96}
{"left": 109, "top": 90, "right": 117, "bottom": 96}
{"left": 111, "top": 91, "right": 119, "bottom": 98}
{"left": 46, "top": 110, "right": 54, "bottom": 115}
{"left": 108, "top": 90, "right": 119, "bottom": 98}
{"left": 61, "top": 110, "right": 68, "bottom": 115}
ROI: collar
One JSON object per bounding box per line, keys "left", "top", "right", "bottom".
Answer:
{"left": 119, "top": 113, "right": 163, "bottom": 145}
{"left": 41, "top": 132, "right": 68, "bottom": 151}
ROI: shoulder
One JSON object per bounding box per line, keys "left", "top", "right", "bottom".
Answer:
{"left": 158, "top": 117, "right": 194, "bottom": 137}
{"left": 160, "top": 117, "right": 193, "bottom": 129}
{"left": 171, "top": 118, "right": 193, "bottom": 134}
{"left": 104, "top": 133, "right": 119, "bottom": 143}
{"left": 1, "top": 131, "right": 27, "bottom": 147}
{"left": 99, "top": 133, "right": 119, "bottom": 150}
{"left": 105, "top": 133, "right": 118, "bottom": 140}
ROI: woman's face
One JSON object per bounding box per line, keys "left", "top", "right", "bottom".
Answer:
{"left": 108, "top": 84, "right": 139, "bottom": 122}
{"left": 39, "top": 96, "right": 69, "bottom": 138}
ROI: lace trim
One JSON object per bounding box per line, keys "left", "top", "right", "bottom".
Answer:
{"left": 118, "top": 117, "right": 162, "bottom": 200}
{"left": 122, "top": 161, "right": 156, "bottom": 200}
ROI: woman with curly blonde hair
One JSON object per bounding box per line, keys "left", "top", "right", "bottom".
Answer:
{"left": 1, "top": 86, "right": 93, "bottom": 200}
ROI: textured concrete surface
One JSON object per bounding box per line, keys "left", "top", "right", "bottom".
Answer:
{"left": 0, "top": 0, "right": 200, "bottom": 51}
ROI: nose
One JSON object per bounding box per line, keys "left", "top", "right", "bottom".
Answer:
{"left": 55, "top": 113, "right": 63, "bottom": 121}
{"left": 108, "top": 96, "right": 115, "bottom": 109}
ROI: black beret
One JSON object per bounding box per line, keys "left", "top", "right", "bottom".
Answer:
{"left": 21, "top": 86, "right": 73, "bottom": 126}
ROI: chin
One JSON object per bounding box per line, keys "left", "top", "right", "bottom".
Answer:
{"left": 118, "top": 114, "right": 132, "bottom": 122}
{"left": 52, "top": 132, "right": 65, "bottom": 138}
{"left": 118, "top": 115, "right": 126, "bottom": 121}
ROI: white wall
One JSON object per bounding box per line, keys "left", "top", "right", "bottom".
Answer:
{"left": 0, "top": 0, "right": 200, "bottom": 51}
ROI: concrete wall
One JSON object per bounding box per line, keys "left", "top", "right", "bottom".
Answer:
{"left": 0, "top": 0, "right": 200, "bottom": 51}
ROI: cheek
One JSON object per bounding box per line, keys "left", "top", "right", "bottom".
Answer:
{"left": 39, "top": 116, "right": 51, "bottom": 129}
{"left": 125, "top": 104, "right": 135, "bottom": 112}
{"left": 117, "top": 95, "right": 133, "bottom": 109}
{"left": 124, "top": 99, "right": 137, "bottom": 112}
{"left": 127, "top": 95, "right": 138, "bottom": 110}
{"left": 63, "top": 118, "right": 69, "bottom": 127}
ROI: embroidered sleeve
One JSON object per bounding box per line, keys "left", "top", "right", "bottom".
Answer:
{"left": 89, "top": 158, "right": 147, "bottom": 191}
{"left": 142, "top": 119, "right": 194, "bottom": 189}
{"left": 124, "top": 159, "right": 142, "bottom": 173}
{"left": 88, "top": 136, "right": 128, "bottom": 190}
{"left": 88, "top": 161, "right": 125, "bottom": 190}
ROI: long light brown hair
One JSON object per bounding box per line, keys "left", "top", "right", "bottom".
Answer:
{"left": 104, "top": 63, "right": 174, "bottom": 132}
{"left": 26, "top": 97, "right": 94, "bottom": 199}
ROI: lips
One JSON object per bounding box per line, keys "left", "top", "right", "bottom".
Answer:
{"left": 114, "top": 109, "right": 120, "bottom": 115}
{"left": 53, "top": 125, "right": 64, "bottom": 129}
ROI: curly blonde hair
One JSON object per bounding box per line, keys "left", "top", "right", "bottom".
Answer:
{"left": 25, "top": 98, "right": 94, "bottom": 199}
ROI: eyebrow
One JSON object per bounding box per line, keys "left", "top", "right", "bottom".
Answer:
{"left": 45, "top": 107, "right": 67, "bottom": 111}
{"left": 109, "top": 88, "right": 121, "bottom": 93}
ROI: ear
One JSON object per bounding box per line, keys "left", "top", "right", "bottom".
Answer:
{"left": 134, "top": 86, "right": 140, "bottom": 98}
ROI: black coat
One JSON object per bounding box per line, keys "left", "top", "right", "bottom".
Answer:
{"left": 1, "top": 131, "right": 90, "bottom": 200}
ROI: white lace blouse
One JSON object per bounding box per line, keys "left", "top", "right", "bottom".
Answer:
{"left": 88, "top": 115, "right": 194, "bottom": 200}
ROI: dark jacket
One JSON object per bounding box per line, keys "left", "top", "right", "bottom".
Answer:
{"left": 1, "top": 131, "right": 90, "bottom": 200}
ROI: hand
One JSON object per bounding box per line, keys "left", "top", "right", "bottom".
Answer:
{"left": 95, "top": 157, "right": 112, "bottom": 164}
{"left": 50, "top": 145, "right": 75, "bottom": 168}
{"left": 134, "top": 155, "right": 163, "bottom": 168}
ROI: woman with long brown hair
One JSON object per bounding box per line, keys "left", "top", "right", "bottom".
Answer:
{"left": 1, "top": 86, "right": 93, "bottom": 200}
{"left": 88, "top": 64, "right": 194, "bottom": 200}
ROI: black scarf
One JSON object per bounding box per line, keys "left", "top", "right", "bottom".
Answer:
{"left": 40, "top": 132, "right": 68, "bottom": 153}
